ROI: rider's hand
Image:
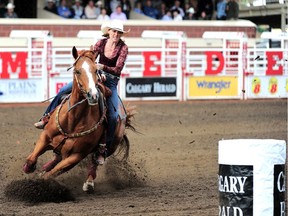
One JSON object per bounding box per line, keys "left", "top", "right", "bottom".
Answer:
{"left": 100, "top": 73, "right": 106, "bottom": 82}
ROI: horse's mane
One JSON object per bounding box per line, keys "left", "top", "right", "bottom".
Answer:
{"left": 77, "top": 49, "right": 96, "bottom": 62}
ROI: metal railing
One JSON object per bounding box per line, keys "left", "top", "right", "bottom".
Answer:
{"left": 239, "top": 0, "right": 286, "bottom": 6}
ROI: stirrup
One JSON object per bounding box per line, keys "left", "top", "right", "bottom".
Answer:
{"left": 96, "top": 144, "right": 106, "bottom": 165}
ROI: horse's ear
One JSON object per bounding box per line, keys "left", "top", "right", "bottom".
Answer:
{"left": 90, "top": 45, "right": 97, "bottom": 59}
{"left": 72, "top": 46, "right": 78, "bottom": 59}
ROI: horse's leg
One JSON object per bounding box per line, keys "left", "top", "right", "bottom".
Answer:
{"left": 83, "top": 154, "right": 99, "bottom": 193}
{"left": 42, "top": 154, "right": 62, "bottom": 172}
{"left": 23, "top": 133, "right": 51, "bottom": 173}
{"left": 43, "top": 153, "right": 84, "bottom": 179}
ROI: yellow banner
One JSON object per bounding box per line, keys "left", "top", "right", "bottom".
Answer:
{"left": 188, "top": 76, "right": 238, "bottom": 97}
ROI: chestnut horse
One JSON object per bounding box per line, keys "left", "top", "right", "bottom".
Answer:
{"left": 23, "top": 46, "right": 135, "bottom": 192}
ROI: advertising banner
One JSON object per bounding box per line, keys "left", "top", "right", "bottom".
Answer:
{"left": 0, "top": 79, "right": 44, "bottom": 102}
{"left": 125, "top": 77, "right": 177, "bottom": 98}
{"left": 188, "top": 76, "right": 238, "bottom": 98}
{"left": 218, "top": 164, "right": 253, "bottom": 215}
{"left": 247, "top": 76, "right": 288, "bottom": 98}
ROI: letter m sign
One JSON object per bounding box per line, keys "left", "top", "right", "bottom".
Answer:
{"left": 0, "top": 52, "right": 28, "bottom": 79}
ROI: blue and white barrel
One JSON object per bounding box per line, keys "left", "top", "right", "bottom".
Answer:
{"left": 218, "top": 139, "right": 286, "bottom": 216}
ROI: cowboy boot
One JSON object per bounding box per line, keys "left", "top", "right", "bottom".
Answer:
{"left": 34, "top": 114, "right": 50, "bottom": 129}
{"left": 34, "top": 109, "right": 56, "bottom": 129}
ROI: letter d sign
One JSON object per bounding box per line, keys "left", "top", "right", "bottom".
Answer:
{"left": 205, "top": 51, "right": 224, "bottom": 75}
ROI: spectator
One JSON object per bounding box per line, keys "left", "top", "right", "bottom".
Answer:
{"left": 85, "top": 0, "right": 98, "bottom": 19}
{"left": 216, "top": 0, "right": 226, "bottom": 20}
{"left": 72, "top": 0, "right": 85, "bottom": 19}
{"left": 110, "top": 0, "right": 120, "bottom": 13}
{"left": 184, "top": 7, "right": 196, "bottom": 20}
{"left": 161, "top": 9, "right": 172, "bottom": 21}
{"left": 172, "top": 9, "right": 182, "bottom": 21}
{"left": 110, "top": 5, "right": 127, "bottom": 20}
{"left": 190, "top": 0, "right": 198, "bottom": 16}
{"left": 196, "top": 0, "right": 213, "bottom": 20}
{"left": 121, "top": 0, "right": 131, "bottom": 19}
{"left": 170, "top": 0, "right": 184, "bottom": 18}
{"left": 4, "top": 3, "right": 18, "bottom": 18}
{"left": 0, "top": 1, "right": 6, "bottom": 18}
{"left": 44, "top": 0, "right": 58, "bottom": 15}
{"left": 143, "top": 0, "right": 159, "bottom": 19}
{"left": 133, "top": 1, "right": 143, "bottom": 15}
{"left": 159, "top": 2, "right": 168, "bottom": 20}
{"left": 226, "top": 0, "right": 239, "bottom": 20}
{"left": 183, "top": 2, "right": 191, "bottom": 14}
{"left": 95, "top": 0, "right": 102, "bottom": 16}
{"left": 97, "top": 7, "right": 110, "bottom": 21}
{"left": 57, "top": 0, "right": 73, "bottom": 18}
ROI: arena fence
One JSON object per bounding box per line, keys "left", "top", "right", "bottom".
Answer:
{"left": 0, "top": 30, "right": 287, "bottom": 103}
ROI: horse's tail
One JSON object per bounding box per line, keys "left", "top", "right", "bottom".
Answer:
{"left": 118, "top": 134, "right": 130, "bottom": 160}
{"left": 125, "top": 104, "right": 137, "bottom": 133}
{"left": 116, "top": 104, "right": 139, "bottom": 160}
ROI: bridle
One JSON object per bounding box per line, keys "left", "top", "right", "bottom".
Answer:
{"left": 68, "top": 51, "right": 99, "bottom": 106}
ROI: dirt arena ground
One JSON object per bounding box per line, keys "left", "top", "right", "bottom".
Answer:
{"left": 0, "top": 99, "right": 287, "bottom": 216}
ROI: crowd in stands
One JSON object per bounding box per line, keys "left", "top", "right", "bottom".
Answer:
{"left": 44, "top": 0, "right": 129, "bottom": 20}
{"left": 0, "top": 0, "right": 239, "bottom": 20}
{"left": 39, "top": 0, "right": 239, "bottom": 21}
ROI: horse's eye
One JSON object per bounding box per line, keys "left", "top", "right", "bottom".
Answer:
{"left": 75, "top": 70, "right": 81, "bottom": 75}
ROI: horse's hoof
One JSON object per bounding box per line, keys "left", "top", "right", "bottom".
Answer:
{"left": 82, "top": 181, "right": 94, "bottom": 193}
{"left": 23, "top": 162, "right": 36, "bottom": 174}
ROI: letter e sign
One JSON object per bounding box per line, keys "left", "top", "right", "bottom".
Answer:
{"left": 142, "top": 51, "right": 161, "bottom": 77}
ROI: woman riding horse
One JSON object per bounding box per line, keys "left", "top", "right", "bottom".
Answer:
{"left": 34, "top": 20, "right": 130, "bottom": 165}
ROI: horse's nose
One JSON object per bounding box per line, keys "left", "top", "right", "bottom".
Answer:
{"left": 87, "top": 87, "right": 98, "bottom": 102}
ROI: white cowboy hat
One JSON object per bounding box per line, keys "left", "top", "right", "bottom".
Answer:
{"left": 188, "top": 7, "right": 195, "bottom": 14}
{"left": 6, "top": 3, "right": 15, "bottom": 9}
{"left": 95, "top": 0, "right": 102, "bottom": 6}
{"left": 101, "top": 20, "right": 130, "bottom": 35}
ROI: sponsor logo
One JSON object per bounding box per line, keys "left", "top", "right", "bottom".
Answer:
{"left": 268, "top": 77, "right": 278, "bottom": 94}
{"left": 125, "top": 77, "right": 177, "bottom": 97}
{"left": 196, "top": 80, "right": 231, "bottom": 93}
{"left": 218, "top": 165, "right": 253, "bottom": 216}
{"left": 252, "top": 77, "right": 261, "bottom": 95}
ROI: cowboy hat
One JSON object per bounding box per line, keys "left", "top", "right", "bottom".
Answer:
{"left": 6, "top": 3, "right": 15, "bottom": 9}
{"left": 95, "top": 0, "right": 102, "bottom": 6}
{"left": 101, "top": 20, "right": 130, "bottom": 35}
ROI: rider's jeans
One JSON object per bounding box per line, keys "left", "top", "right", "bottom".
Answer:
{"left": 104, "top": 76, "right": 119, "bottom": 150}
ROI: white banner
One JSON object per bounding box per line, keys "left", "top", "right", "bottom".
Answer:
{"left": 0, "top": 79, "right": 45, "bottom": 103}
